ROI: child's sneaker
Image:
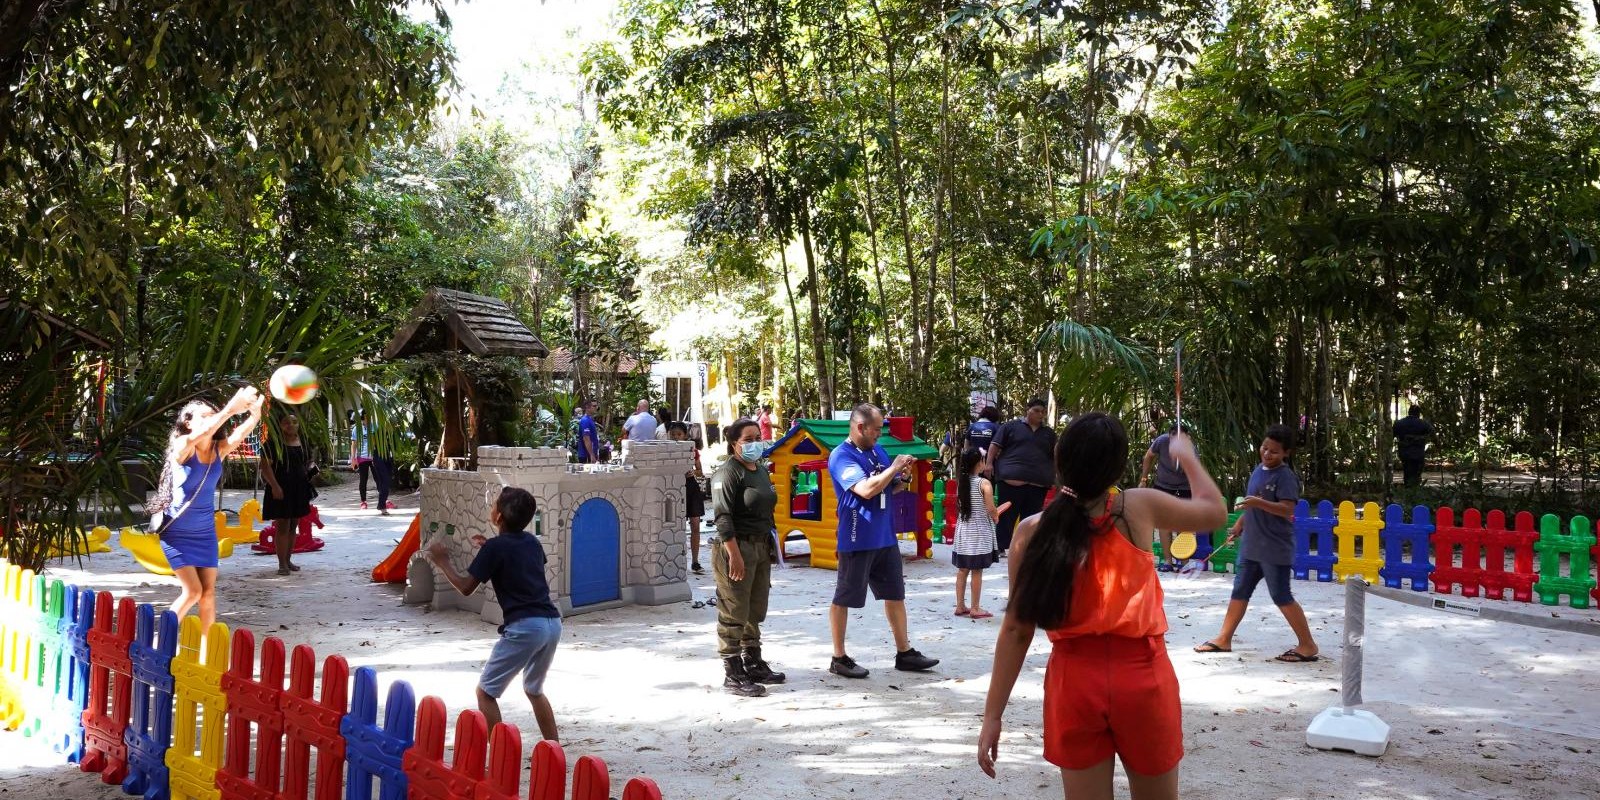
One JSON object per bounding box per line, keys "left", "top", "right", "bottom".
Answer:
{"left": 359, "top": 501, "right": 368, "bottom": 510}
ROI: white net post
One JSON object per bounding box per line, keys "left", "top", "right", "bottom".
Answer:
{"left": 1307, "top": 577, "right": 1389, "bottom": 756}
{"left": 1342, "top": 577, "right": 1366, "bottom": 708}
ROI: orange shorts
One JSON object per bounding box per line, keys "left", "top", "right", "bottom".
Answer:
{"left": 1043, "top": 634, "right": 1183, "bottom": 775}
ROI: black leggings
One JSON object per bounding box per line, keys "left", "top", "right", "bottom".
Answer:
{"left": 995, "top": 483, "right": 1049, "bottom": 552}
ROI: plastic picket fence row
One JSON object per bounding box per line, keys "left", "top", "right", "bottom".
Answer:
{"left": 1259, "top": 501, "right": 1598, "bottom": 609}
{"left": 0, "top": 558, "right": 667, "bottom": 799}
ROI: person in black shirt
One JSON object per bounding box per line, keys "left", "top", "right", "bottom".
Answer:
{"left": 986, "top": 398, "right": 1058, "bottom": 555}
{"left": 426, "top": 487, "right": 563, "bottom": 739}
{"left": 1393, "top": 406, "right": 1433, "bottom": 488}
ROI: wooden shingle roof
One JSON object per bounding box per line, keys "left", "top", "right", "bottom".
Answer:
{"left": 528, "top": 347, "right": 645, "bottom": 375}
{"left": 382, "top": 288, "right": 548, "bottom": 359}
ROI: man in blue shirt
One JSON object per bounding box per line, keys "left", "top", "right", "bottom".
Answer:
{"left": 826, "top": 403, "right": 939, "bottom": 679}
{"left": 575, "top": 400, "right": 600, "bottom": 463}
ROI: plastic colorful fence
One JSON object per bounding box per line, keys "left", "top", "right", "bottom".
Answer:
{"left": 0, "top": 558, "right": 666, "bottom": 799}
{"left": 1268, "top": 501, "right": 1597, "bottom": 609}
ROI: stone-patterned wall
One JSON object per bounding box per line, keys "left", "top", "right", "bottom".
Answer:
{"left": 411, "top": 442, "right": 696, "bottom": 621}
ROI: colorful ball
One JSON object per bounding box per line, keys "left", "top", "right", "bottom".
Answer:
{"left": 269, "top": 364, "right": 319, "bottom": 404}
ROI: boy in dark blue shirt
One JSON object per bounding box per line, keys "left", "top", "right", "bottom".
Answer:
{"left": 1194, "top": 425, "right": 1320, "bottom": 663}
{"left": 426, "top": 487, "right": 563, "bottom": 739}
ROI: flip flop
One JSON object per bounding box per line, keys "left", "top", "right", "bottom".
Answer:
{"left": 1274, "top": 649, "right": 1319, "bottom": 663}
{"left": 1193, "top": 641, "right": 1231, "bottom": 654}
{"left": 954, "top": 608, "right": 971, "bottom": 617}
{"left": 969, "top": 609, "right": 994, "bottom": 619}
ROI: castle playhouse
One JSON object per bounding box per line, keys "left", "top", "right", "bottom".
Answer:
{"left": 405, "top": 441, "right": 695, "bottom": 620}
{"left": 765, "top": 417, "right": 939, "bottom": 570}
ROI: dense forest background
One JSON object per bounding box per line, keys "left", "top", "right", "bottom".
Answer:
{"left": 581, "top": 0, "right": 1600, "bottom": 500}
{"left": 5, "top": 0, "right": 1600, "bottom": 566}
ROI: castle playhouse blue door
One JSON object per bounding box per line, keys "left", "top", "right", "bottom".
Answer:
{"left": 570, "top": 497, "right": 621, "bottom": 607}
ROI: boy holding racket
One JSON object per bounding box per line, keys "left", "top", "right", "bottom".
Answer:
{"left": 1194, "top": 424, "right": 1320, "bottom": 662}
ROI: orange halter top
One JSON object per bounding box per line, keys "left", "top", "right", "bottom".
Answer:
{"left": 1045, "top": 494, "right": 1169, "bottom": 641}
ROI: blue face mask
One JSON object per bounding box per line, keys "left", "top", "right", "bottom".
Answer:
{"left": 740, "top": 441, "right": 766, "bottom": 463}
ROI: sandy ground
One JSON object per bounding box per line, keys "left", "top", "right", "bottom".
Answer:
{"left": 4, "top": 477, "right": 1599, "bottom": 800}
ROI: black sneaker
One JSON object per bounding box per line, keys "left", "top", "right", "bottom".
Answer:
{"left": 692, "top": 562, "right": 704, "bottom": 575}
{"left": 894, "top": 648, "right": 939, "bottom": 672}
{"left": 829, "top": 654, "right": 869, "bottom": 679}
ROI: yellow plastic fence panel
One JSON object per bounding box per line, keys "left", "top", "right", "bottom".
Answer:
{"left": 3, "top": 568, "right": 40, "bottom": 731}
{"left": 166, "top": 617, "right": 230, "bottom": 800}
{"left": 1333, "top": 500, "right": 1385, "bottom": 584}
{"left": 0, "top": 560, "right": 22, "bottom": 729}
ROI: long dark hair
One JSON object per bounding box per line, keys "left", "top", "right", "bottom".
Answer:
{"left": 1009, "top": 412, "right": 1128, "bottom": 629}
{"left": 147, "top": 399, "right": 217, "bottom": 516}
{"left": 957, "top": 447, "right": 983, "bottom": 521}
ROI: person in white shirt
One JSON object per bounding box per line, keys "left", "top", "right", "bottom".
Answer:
{"left": 622, "top": 399, "right": 658, "bottom": 458}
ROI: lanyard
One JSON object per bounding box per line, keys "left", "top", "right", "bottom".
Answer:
{"left": 846, "top": 441, "right": 891, "bottom": 511}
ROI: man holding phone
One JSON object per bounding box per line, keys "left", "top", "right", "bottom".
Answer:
{"left": 826, "top": 403, "right": 940, "bottom": 679}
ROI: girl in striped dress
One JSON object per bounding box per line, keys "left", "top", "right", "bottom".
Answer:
{"left": 953, "top": 447, "right": 1011, "bottom": 619}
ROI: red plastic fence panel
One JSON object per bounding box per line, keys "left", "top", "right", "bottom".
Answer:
{"left": 1593, "top": 535, "right": 1600, "bottom": 606}
{"left": 81, "top": 594, "right": 136, "bottom": 785}
{"left": 218, "top": 629, "right": 287, "bottom": 800}
{"left": 280, "top": 645, "right": 348, "bottom": 800}
{"left": 1479, "top": 511, "right": 1538, "bottom": 602}
{"left": 620, "top": 778, "right": 663, "bottom": 800}
{"left": 1432, "top": 508, "right": 1485, "bottom": 597}
{"left": 525, "top": 740, "right": 566, "bottom": 800}
{"left": 570, "top": 755, "right": 609, "bottom": 800}
{"left": 474, "top": 722, "right": 523, "bottom": 800}
{"left": 402, "top": 697, "right": 487, "bottom": 800}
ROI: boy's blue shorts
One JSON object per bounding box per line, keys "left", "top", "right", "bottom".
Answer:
{"left": 479, "top": 616, "right": 562, "bottom": 697}
{"left": 1231, "top": 558, "right": 1295, "bottom": 606}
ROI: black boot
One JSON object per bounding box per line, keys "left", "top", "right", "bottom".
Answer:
{"left": 723, "top": 655, "right": 767, "bottom": 697}
{"left": 742, "top": 646, "right": 786, "bottom": 685}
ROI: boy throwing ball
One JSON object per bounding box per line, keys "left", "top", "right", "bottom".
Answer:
{"left": 426, "top": 487, "right": 564, "bottom": 738}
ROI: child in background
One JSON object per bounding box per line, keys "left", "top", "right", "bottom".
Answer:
{"left": 1194, "top": 424, "right": 1320, "bottom": 662}
{"left": 668, "top": 421, "right": 707, "bottom": 574}
{"left": 978, "top": 413, "right": 1225, "bottom": 797}
{"left": 953, "top": 447, "right": 1010, "bottom": 619}
{"left": 425, "top": 487, "right": 563, "bottom": 739}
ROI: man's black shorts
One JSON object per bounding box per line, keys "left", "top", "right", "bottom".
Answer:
{"left": 832, "top": 545, "right": 905, "bottom": 607}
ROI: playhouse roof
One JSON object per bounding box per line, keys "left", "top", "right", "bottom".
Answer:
{"left": 764, "top": 419, "right": 938, "bottom": 460}
{"left": 382, "top": 288, "right": 549, "bottom": 360}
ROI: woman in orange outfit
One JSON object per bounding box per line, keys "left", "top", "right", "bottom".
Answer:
{"left": 978, "top": 413, "right": 1225, "bottom": 799}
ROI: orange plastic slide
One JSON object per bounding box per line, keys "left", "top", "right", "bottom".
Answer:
{"left": 371, "top": 513, "right": 421, "bottom": 583}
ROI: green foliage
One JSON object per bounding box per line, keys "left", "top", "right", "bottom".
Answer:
{"left": 591, "top": 0, "right": 1600, "bottom": 499}
{"left": 2, "top": 1, "right": 454, "bottom": 318}
{"left": 0, "top": 289, "right": 391, "bottom": 572}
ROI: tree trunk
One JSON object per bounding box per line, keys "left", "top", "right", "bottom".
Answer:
{"left": 867, "top": 0, "right": 924, "bottom": 371}
{"left": 779, "top": 244, "right": 805, "bottom": 411}
{"left": 797, "top": 205, "right": 834, "bottom": 416}
{"left": 842, "top": 18, "right": 895, "bottom": 394}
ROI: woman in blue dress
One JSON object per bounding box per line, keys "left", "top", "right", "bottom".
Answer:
{"left": 147, "top": 386, "right": 263, "bottom": 631}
